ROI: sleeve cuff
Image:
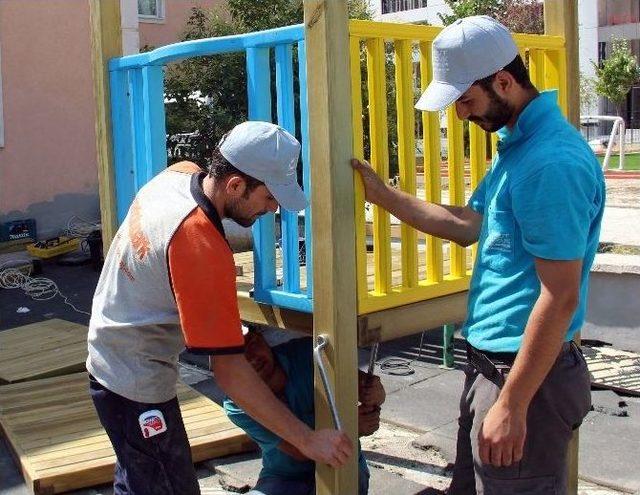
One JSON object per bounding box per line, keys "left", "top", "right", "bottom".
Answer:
{"left": 522, "top": 242, "right": 585, "bottom": 261}
{"left": 186, "top": 345, "right": 245, "bottom": 355}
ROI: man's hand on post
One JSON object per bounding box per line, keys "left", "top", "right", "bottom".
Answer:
{"left": 350, "top": 159, "right": 389, "bottom": 205}
{"left": 298, "top": 429, "right": 354, "bottom": 469}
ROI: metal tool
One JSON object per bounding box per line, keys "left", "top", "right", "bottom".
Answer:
{"left": 367, "top": 342, "right": 379, "bottom": 376}
{"left": 313, "top": 334, "right": 342, "bottom": 430}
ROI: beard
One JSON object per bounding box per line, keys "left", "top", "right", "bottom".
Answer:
{"left": 224, "top": 196, "right": 265, "bottom": 228}
{"left": 468, "top": 87, "right": 515, "bottom": 132}
{"left": 225, "top": 203, "right": 256, "bottom": 227}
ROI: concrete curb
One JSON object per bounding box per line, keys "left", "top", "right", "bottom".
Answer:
{"left": 592, "top": 253, "right": 640, "bottom": 275}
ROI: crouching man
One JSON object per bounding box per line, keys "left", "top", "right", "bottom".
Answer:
{"left": 224, "top": 329, "right": 385, "bottom": 495}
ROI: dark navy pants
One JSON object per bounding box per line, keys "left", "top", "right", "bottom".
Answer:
{"left": 89, "top": 375, "right": 200, "bottom": 495}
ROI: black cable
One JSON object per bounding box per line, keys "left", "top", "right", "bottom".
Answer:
{"left": 378, "top": 330, "right": 427, "bottom": 376}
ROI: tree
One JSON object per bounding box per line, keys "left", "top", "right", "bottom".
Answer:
{"left": 164, "top": 0, "right": 373, "bottom": 166}
{"left": 439, "top": 0, "right": 543, "bottom": 34}
{"left": 500, "top": 0, "right": 543, "bottom": 34}
{"left": 439, "top": 0, "right": 502, "bottom": 25}
{"left": 593, "top": 38, "right": 640, "bottom": 122}
{"left": 579, "top": 72, "right": 597, "bottom": 116}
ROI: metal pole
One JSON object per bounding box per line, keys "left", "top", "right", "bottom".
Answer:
{"left": 441, "top": 323, "right": 455, "bottom": 369}
{"left": 313, "top": 335, "right": 343, "bottom": 430}
{"left": 619, "top": 118, "right": 626, "bottom": 170}
{"left": 367, "top": 343, "right": 379, "bottom": 376}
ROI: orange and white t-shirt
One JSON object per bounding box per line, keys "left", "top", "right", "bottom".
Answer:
{"left": 87, "top": 162, "right": 244, "bottom": 403}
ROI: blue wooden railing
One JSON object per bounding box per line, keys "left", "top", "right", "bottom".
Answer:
{"left": 109, "top": 24, "right": 313, "bottom": 313}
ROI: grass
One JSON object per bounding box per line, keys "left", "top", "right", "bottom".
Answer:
{"left": 597, "top": 152, "right": 640, "bottom": 171}
{"left": 598, "top": 242, "right": 640, "bottom": 255}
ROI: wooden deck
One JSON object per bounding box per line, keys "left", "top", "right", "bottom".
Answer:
{"left": 0, "top": 372, "right": 255, "bottom": 494}
{"left": 0, "top": 319, "right": 88, "bottom": 384}
{"left": 233, "top": 243, "right": 471, "bottom": 294}
{"left": 584, "top": 345, "right": 640, "bottom": 396}
{"left": 233, "top": 248, "right": 471, "bottom": 343}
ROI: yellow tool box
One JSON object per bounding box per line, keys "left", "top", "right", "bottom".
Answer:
{"left": 26, "top": 236, "right": 81, "bottom": 259}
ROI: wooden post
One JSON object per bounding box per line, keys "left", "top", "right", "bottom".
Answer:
{"left": 303, "top": 2, "right": 359, "bottom": 494}
{"left": 544, "top": 2, "right": 580, "bottom": 494}
{"left": 545, "top": 0, "right": 580, "bottom": 127}
{"left": 89, "top": 0, "right": 122, "bottom": 251}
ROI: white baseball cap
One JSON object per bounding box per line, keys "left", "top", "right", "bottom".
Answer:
{"left": 415, "top": 16, "right": 518, "bottom": 112}
{"left": 219, "top": 121, "right": 308, "bottom": 211}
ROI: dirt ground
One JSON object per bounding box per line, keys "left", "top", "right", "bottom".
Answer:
{"left": 605, "top": 178, "right": 640, "bottom": 208}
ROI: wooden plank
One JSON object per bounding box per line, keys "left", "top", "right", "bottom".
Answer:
{"left": 350, "top": 35, "right": 369, "bottom": 309}
{"left": 544, "top": 0, "right": 578, "bottom": 127}
{"left": 349, "top": 20, "right": 564, "bottom": 50}
{"left": 544, "top": 3, "right": 580, "bottom": 494}
{"left": 358, "top": 276, "right": 470, "bottom": 315}
{"left": 237, "top": 291, "right": 314, "bottom": 333}
{"left": 446, "top": 109, "right": 466, "bottom": 278}
{"left": 394, "top": 39, "right": 418, "bottom": 289}
{"left": 89, "top": 0, "right": 122, "bottom": 250}
{"left": 275, "top": 43, "right": 301, "bottom": 294}
{"left": 366, "top": 36, "right": 392, "bottom": 295}
{"left": 583, "top": 345, "right": 640, "bottom": 396}
{"left": 303, "top": 2, "right": 359, "bottom": 494}
{"left": 0, "top": 372, "right": 252, "bottom": 494}
{"left": 528, "top": 48, "right": 546, "bottom": 90}
{"left": 469, "top": 124, "right": 487, "bottom": 263}
{"left": 419, "top": 41, "right": 444, "bottom": 284}
{"left": 358, "top": 291, "right": 468, "bottom": 346}
{"left": 0, "top": 319, "right": 88, "bottom": 384}
{"left": 298, "top": 39, "right": 314, "bottom": 301}
{"left": 234, "top": 245, "right": 472, "bottom": 319}
{"left": 234, "top": 243, "right": 468, "bottom": 291}
{"left": 246, "top": 46, "right": 277, "bottom": 300}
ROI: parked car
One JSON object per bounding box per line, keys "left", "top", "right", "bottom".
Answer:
{"left": 588, "top": 135, "right": 610, "bottom": 154}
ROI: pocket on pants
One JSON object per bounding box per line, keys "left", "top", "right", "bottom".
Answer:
{"left": 483, "top": 474, "right": 557, "bottom": 495}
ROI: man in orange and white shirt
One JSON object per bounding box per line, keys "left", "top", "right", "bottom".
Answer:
{"left": 87, "top": 121, "right": 352, "bottom": 495}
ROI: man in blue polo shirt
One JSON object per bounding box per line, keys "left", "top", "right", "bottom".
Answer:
{"left": 351, "top": 16, "right": 603, "bottom": 495}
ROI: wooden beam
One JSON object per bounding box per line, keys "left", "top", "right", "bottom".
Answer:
{"left": 303, "top": 2, "right": 359, "bottom": 493}
{"left": 89, "top": 0, "right": 122, "bottom": 251}
{"left": 544, "top": 0, "right": 579, "bottom": 126}
{"left": 358, "top": 291, "right": 468, "bottom": 346}
{"left": 237, "top": 292, "right": 314, "bottom": 334}
{"left": 544, "top": 3, "right": 580, "bottom": 494}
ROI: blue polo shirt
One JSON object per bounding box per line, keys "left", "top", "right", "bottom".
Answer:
{"left": 223, "top": 337, "right": 369, "bottom": 481}
{"left": 464, "top": 90, "right": 605, "bottom": 353}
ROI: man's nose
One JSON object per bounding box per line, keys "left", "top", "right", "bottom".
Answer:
{"left": 267, "top": 200, "right": 279, "bottom": 213}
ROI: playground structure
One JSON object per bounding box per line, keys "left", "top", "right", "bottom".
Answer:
{"left": 91, "top": 1, "right": 580, "bottom": 493}
{"left": 581, "top": 115, "right": 627, "bottom": 171}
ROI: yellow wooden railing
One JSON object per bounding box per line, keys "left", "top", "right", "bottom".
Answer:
{"left": 349, "top": 20, "right": 567, "bottom": 314}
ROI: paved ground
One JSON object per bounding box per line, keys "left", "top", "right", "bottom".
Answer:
{"left": 1, "top": 177, "right": 638, "bottom": 494}
{"left": 600, "top": 207, "right": 640, "bottom": 247}
{"left": 605, "top": 178, "right": 639, "bottom": 209}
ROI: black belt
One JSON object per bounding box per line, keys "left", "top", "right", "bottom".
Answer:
{"left": 466, "top": 341, "right": 574, "bottom": 387}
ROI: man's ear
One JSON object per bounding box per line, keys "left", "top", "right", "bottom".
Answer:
{"left": 225, "top": 175, "right": 247, "bottom": 198}
{"left": 494, "top": 70, "right": 515, "bottom": 96}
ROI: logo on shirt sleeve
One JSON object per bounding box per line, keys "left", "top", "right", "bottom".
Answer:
{"left": 139, "top": 409, "right": 167, "bottom": 438}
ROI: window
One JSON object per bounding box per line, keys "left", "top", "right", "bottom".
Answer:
{"left": 382, "top": 0, "right": 428, "bottom": 14}
{"left": 598, "top": 0, "right": 640, "bottom": 27}
{"left": 138, "top": 0, "right": 164, "bottom": 21}
{"left": 598, "top": 41, "right": 607, "bottom": 66}
{"left": 0, "top": 40, "right": 4, "bottom": 148}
